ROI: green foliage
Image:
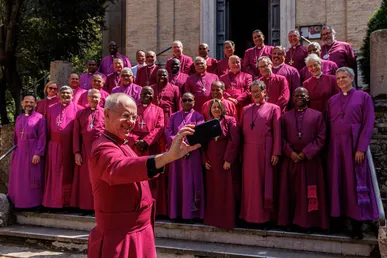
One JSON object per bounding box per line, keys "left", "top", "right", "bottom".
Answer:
{"left": 359, "top": 0, "right": 387, "bottom": 86}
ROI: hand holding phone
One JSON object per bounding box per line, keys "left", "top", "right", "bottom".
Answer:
{"left": 186, "top": 119, "right": 222, "bottom": 146}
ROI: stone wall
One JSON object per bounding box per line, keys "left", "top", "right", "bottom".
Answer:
{"left": 0, "top": 124, "right": 14, "bottom": 194}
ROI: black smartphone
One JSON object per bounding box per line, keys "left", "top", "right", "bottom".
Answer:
{"left": 186, "top": 119, "right": 222, "bottom": 146}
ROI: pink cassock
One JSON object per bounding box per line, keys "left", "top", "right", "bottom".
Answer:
{"left": 189, "top": 57, "right": 218, "bottom": 75}
{"left": 285, "top": 45, "right": 308, "bottom": 71}
{"left": 98, "top": 53, "right": 132, "bottom": 76}
{"left": 302, "top": 74, "right": 339, "bottom": 114}
{"left": 88, "top": 131, "right": 157, "bottom": 258}
{"left": 36, "top": 97, "right": 60, "bottom": 118}
{"left": 258, "top": 74, "right": 290, "bottom": 112}
{"left": 8, "top": 111, "right": 46, "bottom": 208}
{"left": 184, "top": 72, "right": 219, "bottom": 112}
{"left": 135, "top": 65, "right": 160, "bottom": 87}
{"left": 78, "top": 89, "right": 109, "bottom": 108}
{"left": 220, "top": 71, "right": 252, "bottom": 100}
{"left": 80, "top": 72, "right": 106, "bottom": 90}
{"left": 72, "top": 87, "right": 87, "bottom": 105}
{"left": 300, "top": 60, "right": 338, "bottom": 82}
{"left": 278, "top": 108, "right": 329, "bottom": 229}
{"left": 71, "top": 106, "right": 104, "bottom": 210}
{"left": 243, "top": 45, "right": 274, "bottom": 77}
{"left": 42, "top": 102, "right": 82, "bottom": 208}
{"left": 169, "top": 72, "right": 189, "bottom": 95}
{"left": 111, "top": 83, "right": 142, "bottom": 105}
{"left": 327, "top": 89, "right": 378, "bottom": 221}
{"left": 272, "top": 63, "right": 301, "bottom": 95}
{"left": 321, "top": 40, "right": 356, "bottom": 70}
{"left": 165, "top": 54, "right": 193, "bottom": 75}
{"left": 201, "top": 98, "right": 238, "bottom": 121}
{"left": 217, "top": 57, "right": 230, "bottom": 77}
{"left": 202, "top": 115, "right": 240, "bottom": 228}
{"left": 239, "top": 101, "right": 281, "bottom": 223}
{"left": 151, "top": 83, "right": 181, "bottom": 126}
{"left": 103, "top": 72, "right": 120, "bottom": 94}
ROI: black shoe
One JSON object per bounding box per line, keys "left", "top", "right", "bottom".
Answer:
{"left": 350, "top": 219, "right": 364, "bottom": 240}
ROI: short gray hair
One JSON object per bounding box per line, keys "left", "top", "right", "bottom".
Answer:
{"left": 288, "top": 29, "right": 300, "bottom": 37}
{"left": 194, "top": 56, "right": 206, "bottom": 63}
{"left": 257, "top": 56, "right": 272, "bottom": 66}
{"left": 308, "top": 42, "right": 321, "bottom": 52}
{"left": 249, "top": 80, "right": 266, "bottom": 91}
{"left": 172, "top": 40, "right": 183, "bottom": 48}
{"left": 273, "top": 46, "right": 286, "bottom": 54}
{"left": 305, "top": 53, "right": 322, "bottom": 65}
{"left": 88, "top": 89, "right": 101, "bottom": 97}
{"left": 322, "top": 25, "right": 336, "bottom": 36}
{"left": 121, "top": 67, "right": 133, "bottom": 76}
{"left": 336, "top": 67, "right": 355, "bottom": 78}
{"left": 104, "top": 93, "right": 135, "bottom": 111}
{"left": 60, "top": 85, "right": 73, "bottom": 93}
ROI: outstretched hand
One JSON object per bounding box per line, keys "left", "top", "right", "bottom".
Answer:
{"left": 167, "top": 125, "right": 201, "bottom": 161}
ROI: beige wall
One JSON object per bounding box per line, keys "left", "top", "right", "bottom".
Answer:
{"left": 125, "top": 0, "right": 200, "bottom": 65}
{"left": 296, "top": 0, "right": 382, "bottom": 51}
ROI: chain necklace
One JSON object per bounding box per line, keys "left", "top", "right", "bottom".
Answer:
{"left": 295, "top": 108, "right": 307, "bottom": 139}
{"left": 250, "top": 102, "right": 264, "bottom": 130}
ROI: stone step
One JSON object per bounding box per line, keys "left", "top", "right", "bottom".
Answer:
{"left": 0, "top": 225, "right": 344, "bottom": 258}
{"left": 14, "top": 212, "right": 378, "bottom": 257}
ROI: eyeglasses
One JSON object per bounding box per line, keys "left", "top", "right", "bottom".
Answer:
{"left": 182, "top": 99, "right": 194, "bottom": 103}
{"left": 48, "top": 87, "right": 58, "bottom": 91}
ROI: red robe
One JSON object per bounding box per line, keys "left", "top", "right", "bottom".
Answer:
{"left": 78, "top": 89, "right": 109, "bottom": 108}
{"left": 220, "top": 71, "right": 252, "bottom": 99}
{"left": 184, "top": 72, "right": 220, "bottom": 111}
{"left": 285, "top": 45, "right": 308, "bottom": 71}
{"left": 302, "top": 74, "right": 339, "bottom": 114}
{"left": 243, "top": 45, "right": 274, "bottom": 77}
{"left": 202, "top": 116, "right": 240, "bottom": 228}
{"left": 104, "top": 72, "right": 121, "bottom": 94}
{"left": 201, "top": 98, "right": 238, "bottom": 121}
{"left": 151, "top": 83, "right": 180, "bottom": 127}
{"left": 321, "top": 40, "right": 356, "bottom": 71}
{"left": 71, "top": 106, "right": 104, "bottom": 210}
{"left": 300, "top": 60, "right": 338, "bottom": 82}
{"left": 271, "top": 63, "right": 301, "bottom": 95}
{"left": 258, "top": 73, "right": 290, "bottom": 112}
{"left": 169, "top": 72, "right": 189, "bottom": 95}
{"left": 165, "top": 54, "right": 193, "bottom": 75}
{"left": 189, "top": 57, "right": 218, "bottom": 75}
{"left": 135, "top": 65, "right": 160, "bottom": 87}
{"left": 36, "top": 97, "right": 60, "bottom": 118}
{"left": 88, "top": 131, "right": 157, "bottom": 258}
{"left": 278, "top": 108, "right": 329, "bottom": 229}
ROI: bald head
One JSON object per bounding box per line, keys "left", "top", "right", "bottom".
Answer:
{"left": 198, "top": 43, "right": 209, "bottom": 58}
{"left": 140, "top": 86, "right": 154, "bottom": 105}
{"left": 293, "top": 87, "right": 310, "bottom": 108}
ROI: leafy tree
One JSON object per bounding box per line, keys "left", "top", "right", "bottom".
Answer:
{"left": 359, "top": 0, "right": 387, "bottom": 86}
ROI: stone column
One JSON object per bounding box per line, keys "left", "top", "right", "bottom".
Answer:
{"left": 49, "top": 61, "right": 72, "bottom": 87}
{"left": 280, "top": 0, "right": 296, "bottom": 47}
{"left": 370, "top": 29, "right": 387, "bottom": 98}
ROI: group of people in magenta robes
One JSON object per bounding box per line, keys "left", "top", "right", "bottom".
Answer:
{"left": 8, "top": 25, "right": 378, "bottom": 246}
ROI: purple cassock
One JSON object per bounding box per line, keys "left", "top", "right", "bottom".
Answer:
{"left": 71, "top": 106, "right": 104, "bottom": 210}
{"left": 36, "top": 96, "right": 60, "bottom": 118}
{"left": 151, "top": 83, "right": 181, "bottom": 126}
{"left": 184, "top": 72, "right": 219, "bottom": 112}
{"left": 217, "top": 57, "right": 230, "bottom": 77}
{"left": 112, "top": 83, "right": 142, "bottom": 105}
{"left": 135, "top": 65, "right": 160, "bottom": 87}
{"left": 169, "top": 72, "right": 189, "bottom": 95}
{"left": 243, "top": 45, "right": 274, "bottom": 77}
{"left": 240, "top": 101, "right": 281, "bottom": 223}
{"left": 327, "top": 89, "right": 378, "bottom": 221}
{"left": 285, "top": 45, "right": 308, "bottom": 71}
{"left": 72, "top": 87, "right": 87, "bottom": 105}
{"left": 165, "top": 109, "right": 205, "bottom": 219}
{"left": 98, "top": 53, "right": 132, "bottom": 76}
{"left": 78, "top": 89, "right": 109, "bottom": 108}
{"left": 321, "top": 41, "right": 356, "bottom": 70}
{"left": 201, "top": 98, "right": 238, "bottom": 121}
{"left": 165, "top": 54, "right": 193, "bottom": 75}
{"left": 302, "top": 74, "right": 339, "bottom": 114}
{"left": 8, "top": 112, "right": 46, "bottom": 208}
{"left": 202, "top": 116, "right": 240, "bottom": 228}
{"left": 42, "top": 102, "right": 82, "bottom": 208}
{"left": 104, "top": 72, "right": 120, "bottom": 94}
{"left": 258, "top": 74, "right": 290, "bottom": 113}
{"left": 300, "top": 60, "right": 338, "bottom": 83}
{"left": 278, "top": 108, "right": 329, "bottom": 229}
{"left": 80, "top": 72, "right": 106, "bottom": 90}
{"left": 272, "top": 63, "right": 301, "bottom": 97}
{"left": 189, "top": 57, "right": 218, "bottom": 75}
{"left": 220, "top": 71, "right": 253, "bottom": 99}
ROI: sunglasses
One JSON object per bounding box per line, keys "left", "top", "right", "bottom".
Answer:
{"left": 48, "top": 87, "right": 58, "bottom": 91}
{"left": 182, "top": 99, "right": 194, "bottom": 103}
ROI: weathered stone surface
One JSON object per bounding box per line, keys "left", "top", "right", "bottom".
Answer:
{"left": 371, "top": 30, "right": 387, "bottom": 98}
{"left": 49, "top": 61, "right": 72, "bottom": 88}
{"left": 0, "top": 124, "right": 14, "bottom": 194}
{"left": 0, "top": 194, "right": 10, "bottom": 227}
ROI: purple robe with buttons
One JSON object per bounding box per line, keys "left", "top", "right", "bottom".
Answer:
{"left": 321, "top": 41, "right": 356, "bottom": 71}
{"left": 285, "top": 45, "right": 308, "bottom": 71}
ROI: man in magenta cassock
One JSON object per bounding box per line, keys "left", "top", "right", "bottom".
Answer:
{"left": 165, "top": 40, "right": 193, "bottom": 75}
{"left": 165, "top": 93, "right": 205, "bottom": 221}
{"left": 218, "top": 40, "right": 238, "bottom": 77}
{"left": 285, "top": 30, "right": 308, "bottom": 71}
{"left": 169, "top": 58, "right": 189, "bottom": 95}
{"left": 112, "top": 68, "right": 142, "bottom": 104}
{"left": 8, "top": 95, "right": 46, "bottom": 209}
{"left": 302, "top": 54, "right": 338, "bottom": 114}
{"left": 78, "top": 74, "right": 109, "bottom": 108}
{"left": 243, "top": 30, "right": 274, "bottom": 78}
{"left": 300, "top": 42, "right": 338, "bottom": 82}
{"left": 184, "top": 56, "right": 219, "bottom": 112}
{"left": 135, "top": 51, "right": 160, "bottom": 87}
{"left": 87, "top": 93, "right": 200, "bottom": 257}
{"left": 240, "top": 81, "right": 281, "bottom": 228}
{"left": 71, "top": 89, "right": 104, "bottom": 214}
{"left": 36, "top": 81, "right": 60, "bottom": 118}
{"left": 69, "top": 73, "right": 86, "bottom": 105}
{"left": 327, "top": 67, "right": 378, "bottom": 240}
{"left": 98, "top": 41, "right": 131, "bottom": 76}
{"left": 278, "top": 87, "right": 329, "bottom": 231}
{"left": 189, "top": 43, "right": 218, "bottom": 75}
{"left": 42, "top": 86, "right": 82, "bottom": 209}
{"left": 80, "top": 59, "right": 106, "bottom": 90}
{"left": 103, "top": 57, "right": 124, "bottom": 94}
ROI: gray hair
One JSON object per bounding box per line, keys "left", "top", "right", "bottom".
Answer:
{"left": 249, "top": 80, "right": 266, "bottom": 91}
{"left": 305, "top": 53, "right": 322, "bottom": 65}
{"left": 273, "top": 46, "right": 286, "bottom": 54}
{"left": 223, "top": 40, "right": 235, "bottom": 48}
{"left": 172, "top": 40, "right": 183, "bottom": 48}
{"left": 228, "top": 55, "right": 241, "bottom": 62}
{"left": 288, "top": 29, "right": 300, "bottom": 37}
{"left": 92, "top": 73, "right": 104, "bottom": 80}
{"left": 121, "top": 67, "right": 133, "bottom": 76}
{"left": 308, "top": 42, "right": 321, "bottom": 52}
{"left": 60, "top": 85, "right": 73, "bottom": 93}
{"left": 336, "top": 67, "right": 355, "bottom": 78}
{"left": 194, "top": 56, "right": 206, "bottom": 63}
{"left": 322, "top": 25, "right": 336, "bottom": 36}
{"left": 211, "top": 80, "right": 225, "bottom": 91}
{"left": 257, "top": 56, "right": 272, "bottom": 66}
{"left": 88, "top": 89, "right": 101, "bottom": 97}
{"left": 104, "top": 93, "right": 135, "bottom": 111}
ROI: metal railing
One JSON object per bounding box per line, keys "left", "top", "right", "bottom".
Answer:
{"left": 156, "top": 46, "right": 172, "bottom": 57}
{"left": 0, "top": 145, "right": 16, "bottom": 161}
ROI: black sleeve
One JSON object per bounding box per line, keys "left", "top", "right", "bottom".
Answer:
{"left": 147, "top": 155, "right": 164, "bottom": 178}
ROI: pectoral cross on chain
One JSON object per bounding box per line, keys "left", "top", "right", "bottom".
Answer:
{"left": 298, "top": 131, "right": 303, "bottom": 139}
{"left": 57, "top": 119, "right": 62, "bottom": 126}
{"left": 289, "top": 59, "right": 294, "bottom": 65}
{"left": 139, "top": 120, "right": 146, "bottom": 129}
{"left": 250, "top": 123, "right": 255, "bottom": 130}
{"left": 20, "top": 130, "right": 25, "bottom": 139}
{"left": 89, "top": 123, "right": 94, "bottom": 129}
{"left": 202, "top": 86, "right": 206, "bottom": 92}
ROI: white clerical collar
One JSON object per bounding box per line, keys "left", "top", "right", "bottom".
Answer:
{"left": 314, "top": 72, "right": 323, "bottom": 79}
{"left": 47, "top": 96, "right": 56, "bottom": 100}
{"left": 272, "top": 63, "right": 284, "bottom": 69}
{"left": 297, "top": 107, "right": 307, "bottom": 112}
{"left": 142, "top": 104, "right": 148, "bottom": 107}
{"left": 91, "top": 107, "right": 96, "bottom": 110}
{"left": 62, "top": 103, "right": 67, "bottom": 107}
{"left": 343, "top": 92, "right": 348, "bottom": 96}
{"left": 24, "top": 113, "right": 30, "bottom": 116}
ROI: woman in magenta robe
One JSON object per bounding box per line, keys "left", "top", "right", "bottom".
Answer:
{"left": 202, "top": 99, "right": 240, "bottom": 228}
{"left": 36, "top": 81, "right": 60, "bottom": 118}
{"left": 8, "top": 95, "right": 46, "bottom": 209}
{"left": 240, "top": 81, "right": 281, "bottom": 227}
{"left": 278, "top": 87, "right": 329, "bottom": 231}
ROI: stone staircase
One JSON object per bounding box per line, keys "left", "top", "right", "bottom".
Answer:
{"left": 0, "top": 211, "right": 380, "bottom": 257}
